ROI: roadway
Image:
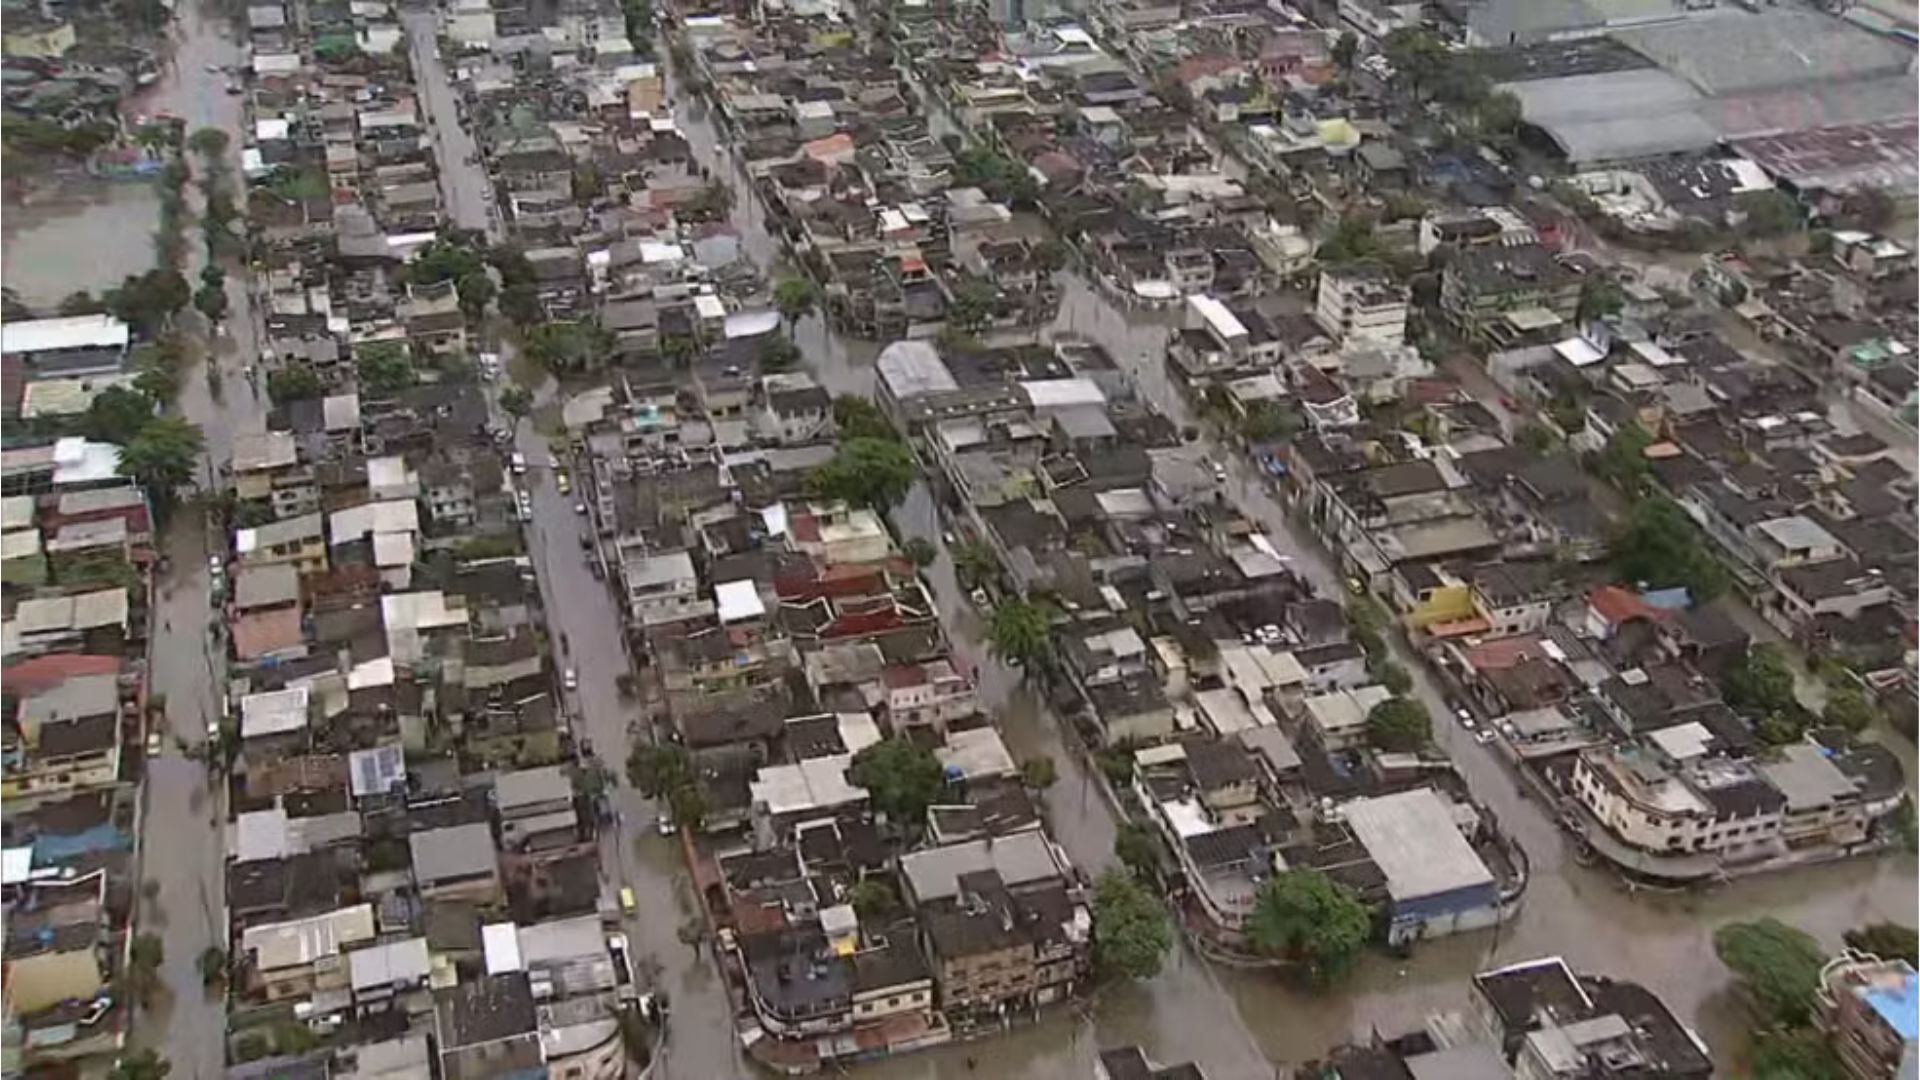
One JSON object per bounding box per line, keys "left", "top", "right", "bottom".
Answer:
{"left": 129, "top": 2, "right": 267, "bottom": 1074}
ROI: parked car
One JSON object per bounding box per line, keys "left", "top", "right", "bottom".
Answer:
{"left": 563, "top": 668, "right": 578, "bottom": 691}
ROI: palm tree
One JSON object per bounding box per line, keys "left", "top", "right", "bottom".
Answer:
{"left": 952, "top": 540, "right": 1000, "bottom": 591}
{"left": 987, "top": 598, "right": 1054, "bottom": 677}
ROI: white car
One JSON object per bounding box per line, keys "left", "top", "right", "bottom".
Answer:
{"left": 574, "top": 502, "right": 587, "bottom": 514}
{"left": 208, "top": 554, "right": 225, "bottom": 578}
{"left": 563, "top": 668, "right": 578, "bottom": 691}
{"left": 510, "top": 452, "right": 528, "bottom": 475}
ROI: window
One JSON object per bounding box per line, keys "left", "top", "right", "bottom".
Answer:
{"left": 887, "top": 996, "right": 900, "bottom": 1007}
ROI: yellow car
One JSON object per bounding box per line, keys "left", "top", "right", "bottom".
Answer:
{"left": 619, "top": 887, "right": 636, "bottom": 915}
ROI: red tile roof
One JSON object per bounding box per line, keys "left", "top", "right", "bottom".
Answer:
{"left": 1, "top": 654, "right": 121, "bottom": 694}
{"left": 1588, "top": 585, "right": 1661, "bottom": 626}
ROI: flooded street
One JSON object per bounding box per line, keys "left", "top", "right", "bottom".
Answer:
{"left": 650, "top": 39, "right": 1918, "bottom": 1078}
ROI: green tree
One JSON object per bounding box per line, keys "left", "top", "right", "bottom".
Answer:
{"left": 500, "top": 385, "right": 533, "bottom": 418}
{"left": 848, "top": 738, "right": 947, "bottom": 827}
{"left": 902, "top": 537, "right": 937, "bottom": 567}
{"left": 1019, "top": 755, "right": 1057, "bottom": 790}
{"left": 773, "top": 276, "right": 819, "bottom": 333}
{"left": 1091, "top": 867, "right": 1172, "bottom": 981}
{"left": 1591, "top": 420, "right": 1653, "bottom": 495}
{"left": 128, "top": 932, "right": 165, "bottom": 1004}
{"left": 1372, "top": 661, "right": 1413, "bottom": 697}
{"left": 111, "top": 1049, "right": 172, "bottom": 1080}
{"left": 848, "top": 878, "right": 899, "bottom": 921}
{"left": 1316, "top": 213, "right": 1378, "bottom": 264}
{"left": 832, "top": 395, "right": 898, "bottom": 441}
{"left": 1114, "top": 821, "right": 1162, "bottom": 879}
{"left": 58, "top": 290, "right": 105, "bottom": 316}
{"left": 759, "top": 335, "right": 800, "bottom": 372}
{"left": 1844, "top": 922, "right": 1918, "bottom": 967}
{"left": 1738, "top": 190, "right": 1802, "bottom": 238}
{"left": 525, "top": 320, "right": 612, "bottom": 373}
{"left": 119, "top": 416, "right": 205, "bottom": 510}
{"left": 188, "top": 127, "right": 231, "bottom": 158}
{"left": 1366, "top": 696, "right": 1430, "bottom": 752}
{"left": 987, "top": 597, "right": 1054, "bottom": 674}
{"left": 1713, "top": 918, "right": 1827, "bottom": 1028}
{"left": 501, "top": 283, "right": 544, "bottom": 326}
{"left": 952, "top": 539, "right": 1000, "bottom": 591}
{"left": 667, "top": 783, "right": 706, "bottom": 831}
{"left": 1247, "top": 870, "right": 1372, "bottom": 984}
{"left": 193, "top": 283, "right": 229, "bottom": 322}
{"left": 627, "top": 743, "right": 691, "bottom": 797}
{"left": 267, "top": 365, "right": 324, "bottom": 405}
{"left": 1474, "top": 90, "right": 1523, "bottom": 139}
{"left": 1608, "top": 497, "right": 1729, "bottom": 600}
{"left": 1239, "top": 402, "right": 1299, "bottom": 443}
{"left": 1748, "top": 1029, "right": 1845, "bottom": 1080}
{"left": 1332, "top": 31, "right": 1358, "bottom": 74}
{"left": 409, "top": 237, "right": 486, "bottom": 287}
{"left": 356, "top": 341, "right": 416, "bottom": 394}
{"left": 1576, "top": 278, "right": 1626, "bottom": 324}
{"left": 83, "top": 385, "right": 156, "bottom": 443}
{"left": 1722, "top": 645, "right": 1798, "bottom": 718}
{"left": 456, "top": 269, "right": 497, "bottom": 318}
{"left": 807, "top": 437, "right": 917, "bottom": 511}
{"left": 2, "top": 287, "right": 35, "bottom": 321}
{"left": 107, "top": 269, "right": 191, "bottom": 336}
{"left": 1821, "top": 683, "right": 1879, "bottom": 734}
{"left": 198, "top": 945, "right": 228, "bottom": 988}
{"left": 946, "top": 277, "right": 999, "bottom": 333}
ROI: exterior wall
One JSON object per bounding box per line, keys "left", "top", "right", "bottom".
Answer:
{"left": 547, "top": 1033, "right": 624, "bottom": 1080}
{"left": 851, "top": 981, "right": 933, "bottom": 1022}
{"left": 2, "top": 746, "right": 118, "bottom": 799}
{"left": 938, "top": 943, "right": 1036, "bottom": 1017}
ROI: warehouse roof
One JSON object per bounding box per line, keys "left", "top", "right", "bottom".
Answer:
{"left": 1, "top": 315, "right": 130, "bottom": 355}
{"left": 1342, "top": 788, "right": 1495, "bottom": 902}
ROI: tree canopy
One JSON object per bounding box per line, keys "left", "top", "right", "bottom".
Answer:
{"left": 1844, "top": 922, "right": 1918, "bottom": 967}
{"left": 1091, "top": 867, "right": 1172, "bottom": 981}
{"left": 267, "top": 365, "right": 324, "bottom": 405}
{"left": 1247, "top": 869, "right": 1372, "bottom": 984}
{"left": 1821, "top": 684, "right": 1879, "bottom": 735}
{"left": 118, "top": 415, "right": 204, "bottom": 509}
{"left": 1608, "top": 496, "right": 1729, "bottom": 600}
{"left": 355, "top": 341, "right": 416, "bottom": 395}
{"left": 1737, "top": 190, "right": 1802, "bottom": 238}
{"left": 111, "top": 1049, "right": 172, "bottom": 1080}
{"left": 1747, "top": 1029, "right": 1846, "bottom": 1080}
{"left": 833, "top": 395, "right": 898, "bottom": 441}
{"left": 1114, "top": 821, "right": 1163, "bottom": 880}
{"left": 773, "top": 276, "right": 819, "bottom": 329}
{"left": 107, "top": 269, "right": 191, "bottom": 336}
{"left": 1721, "top": 644, "right": 1798, "bottom": 718}
{"left": 807, "top": 437, "right": 917, "bottom": 511}
{"left": 82, "top": 386, "right": 156, "bottom": 443}
{"left": 848, "top": 738, "right": 947, "bottom": 827}
{"left": 525, "top": 320, "right": 613, "bottom": 373}
{"left": 1366, "top": 696, "right": 1430, "bottom": 752}
{"left": 1713, "top": 918, "right": 1827, "bottom": 1028}
{"left": 987, "top": 597, "right": 1054, "bottom": 674}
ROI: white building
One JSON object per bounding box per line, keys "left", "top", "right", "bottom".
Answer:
{"left": 1315, "top": 267, "right": 1409, "bottom": 348}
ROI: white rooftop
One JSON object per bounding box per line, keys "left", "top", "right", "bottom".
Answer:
{"left": 1, "top": 314, "right": 130, "bottom": 355}
{"left": 1342, "top": 787, "right": 1495, "bottom": 902}
{"left": 715, "top": 579, "right": 766, "bottom": 623}
{"left": 241, "top": 686, "right": 311, "bottom": 738}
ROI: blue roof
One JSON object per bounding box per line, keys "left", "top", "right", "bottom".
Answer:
{"left": 1864, "top": 972, "right": 1920, "bottom": 1041}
